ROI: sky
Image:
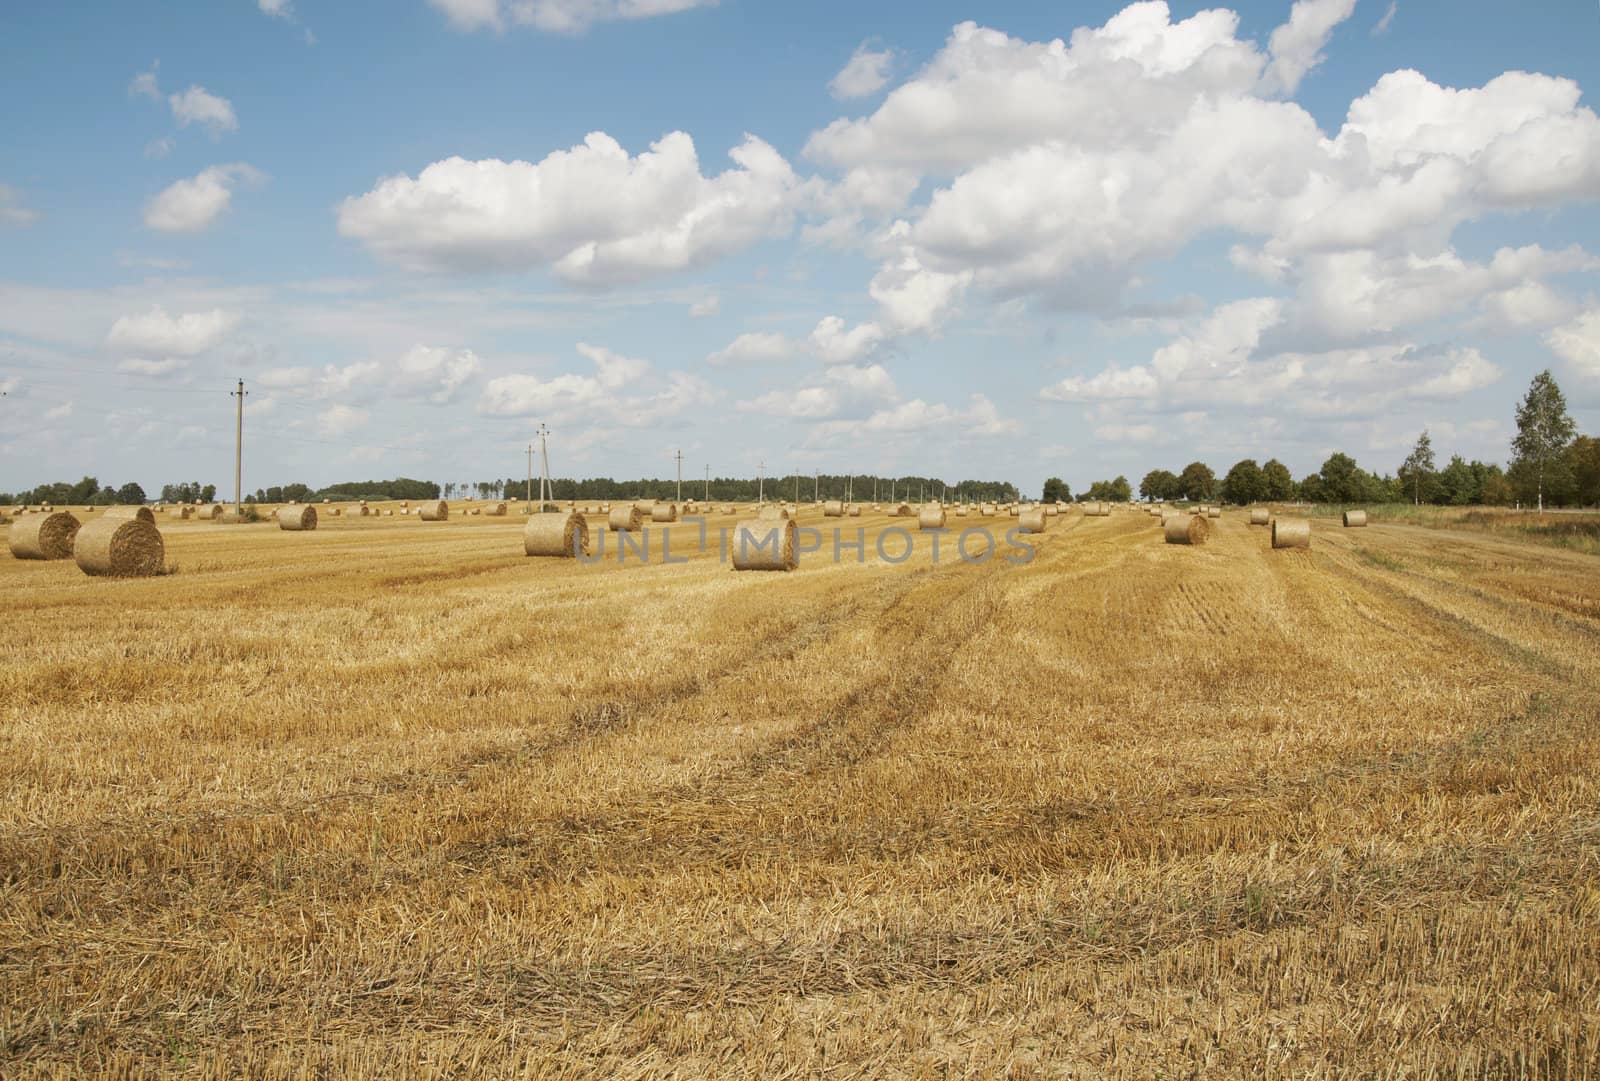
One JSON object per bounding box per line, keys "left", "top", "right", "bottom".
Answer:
{"left": 1, "top": 0, "right": 1598, "bottom": 498}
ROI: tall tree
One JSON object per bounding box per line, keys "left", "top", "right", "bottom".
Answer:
{"left": 1398, "top": 429, "right": 1436, "bottom": 505}
{"left": 1318, "top": 452, "right": 1366, "bottom": 503}
{"left": 1139, "top": 469, "right": 1178, "bottom": 502}
{"left": 1221, "top": 459, "right": 1265, "bottom": 505}
{"left": 1511, "top": 370, "right": 1576, "bottom": 512}
{"left": 1260, "top": 459, "right": 1294, "bottom": 501}
{"left": 1569, "top": 435, "right": 1600, "bottom": 506}
{"left": 1041, "top": 477, "right": 1068, "bottom": 504}
{"left": 1177, "top": 461, "right": 1215, "bottom": 501}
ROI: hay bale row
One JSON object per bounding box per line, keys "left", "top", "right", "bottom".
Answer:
{"left": 9, "top": 511, "right": 79, "bottom": 559}
{"left": 75, "top": 516, "right": 165, "bottom": 576}
{"left": 1273, "top": 519, "right": 1311, "bottom": 549}
{"left": 1163, "top": 514, "right": 1210, "bottom": 546}
{"left": 525, "top": 511, "right": 587, "bottom": 557}
{"left": 608, "top": 505, "right": 644, "bottom": 531}
{"left": 277, "top": 505, "right": 317, "bottom": 531}
{"left": 732, "top": 518, "right": 797, "bottom": 571}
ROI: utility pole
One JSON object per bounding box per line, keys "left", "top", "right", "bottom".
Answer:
{"left": 873, "top": 476, "right": 878, "bottom": 502}
{"left": 526, "top": 443, "right": 534, "bottom": 509}
{"left": 704, "top": 464, "right": 710, "bottom": 502}
{"left": 793, "top": 473, "right": 799, "bottom": 504}
{"left": 675, "top": 448, "right": 683, "bottom": 503}
{"left": 813, "top": 469, "right": 818, "bottom": 503}
{"left": 230, "top": 379, "right": 246, "bottom": 515}
{"left": 537, "top": 423, "right": 550, "bottom": 509}
{"left": 758, "top": 460, "right": 765, "bottom": 505}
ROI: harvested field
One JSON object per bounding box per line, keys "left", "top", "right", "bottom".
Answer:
{"left": 1, "top": 508, "right": 1598, "bottom": 1077}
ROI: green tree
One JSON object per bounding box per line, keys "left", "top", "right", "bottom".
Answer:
{"left": 1398, "top": 429, "right": 1437, "bottom": 505}
{"left": 67, "top": 476, "right": 100, "bottom": 504}
{"left": 1569, "top": 435, "right": 1600, "bottom": 506}
{"left": 1221, "top": 459, "right": 1265, "bottom": 505}
{"left": 115, "top": 482, "right": 147, "bottom": 505}
{"left": 1435, "top": 455, "right": 1476, "bottom": 505}
{"left": 1317, "top": 452, "right": 1368, "bottom": 503}
{"left": 1139, "top": 469, "right": 1178, "bottom": 501}
{"left": 1177, "top": 461, "right": 1215, "bottom": 502}
{"left": 1260, "top": 459, "right": 1294, "bottom": 501}
{"left": 1041, "top": 477, "right": 1068, "bottom": 504}
{"left": 1511, "top": 370, "right": 1576, "bottom": 511}
{"left": 1298, "top": 473, "right": 1325, "bottom": 502}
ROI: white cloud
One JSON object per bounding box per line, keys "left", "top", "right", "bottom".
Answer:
{"left": 338, "top": 131, "right": 803, "bottom": 285}
{"left": 168, "top": 85, "right": 238, "bottom": 136}
{"left": 258, "top": 344, "right": 481, "bottom": 403}
{"left": 478, "top": 342, "right": 677, "bottom": 419}
{"left": 1092, "top": 422, "right": 1159, "bottom": 442}
{"left": 850, "top": 393, "right": 1018, "bottom": 437}
{"left": 707, "top": 331, "right": 794, "bottom": 367}
{"left": 117, "top": 357, "right": 187, "bottom": 376}
{"left": 743, "top": 362, "right": 900, "bottom": 420}
{"left": 129, "top": 62, "right": 160, "bottom": 100}
{"left": 318, "top": 404, "right": 369, "bottom": 437}
{"left": 1371, "top": 1, "right": 1397, "bottom": 36}
{"left": 143, "top": 164, "right": 264, "bottom": 232}
{"left": 1546, "top": 309, "right": 1600, "bottom": 380}
{"left": 44, "top": 402, "right": 73, "bottom": 421}
{"left": 689, "top": 293, "right": 720, "bottom": 317}
{"left": 1040, "top": 365, "right": 1160, "bottom": 402}
{"left": 809, "top": 316, "right": 886, "bottom": 364}
{"left": 106, "top": 306, "right": 239, "bottom": 356}
{"left": 830, "top": 43, "right": 894, "bottom": 100}
{"left": 427, "top": 0, "right": 716, "bottom": 34}
{"left": 259, "top": 0, "right": 293, "bottom": 17}
{"left": 1411, "top": 348, "right": 1502, "bottom": 398}
{"left": 0, "top": 185, "right": 37, "bottom": 226}
{"left": 1262, "top": 0, "right": 1358, "bottom": 96}
{"left": 144, "top": 137, "right": 175, "bottom": 159}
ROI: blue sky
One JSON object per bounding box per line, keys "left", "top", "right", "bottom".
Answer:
{"left": 2, "top": 0, "right": 1598, "bottom": 496}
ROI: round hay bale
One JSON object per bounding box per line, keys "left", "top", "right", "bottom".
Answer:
{"left": 918, "top": 505, "right": 946, "bottom": 530}
{"left": 848, "top": 504, "right": 861, "bottom": 517}
{"left": 104, "top": 506, "right": 156, "bottom": 524}
{"left": 9, "top": 510, "right": 80, "bottom": 560}
{"left": 1206, "top": 506, "right": 1222, "bottom": 519}
{"left": 1250, "top": 508, "right": 1270, "bottom": 526}
{"left": 350, "top": 505, "right": 369, "bottom": 517}
{"left": 418, "top": 500, "right": 448, "bottom": 521}
{"left": 608, "top": 505, "right": 644, "bottom": 531}
{"left": 277, "top": 505, "right": 317, "bottom": 531}
{"left": 1272, "top": 518, "right": 1312, "bottom": 549}
{"left": 1343, "top": 509, "right": 1368, "bottom": 527}
{"left": 1017, "top": 507, "right": 1048, "bottom": 533}
{"left": 823, "top": 500, "right": 845, "bottom": 517}
{"left": 1008, "top": 506, "right": 1020, "bottom": 517}
{"left": 195, "top": 504, "right": 222, "bottom": 521}
{"left": 470, "top": 508, "right": 482, "bottom": 516}
{"left": 383, "top": 509, "right": 394, "bottom": 516}
{"left": 1045, "top": 505, "right": 1060, "bottom": 516}
{"left": 651, "top": 502, "right": 678, "bottom": 523}
{"left": 633, "top": 499, "right": 656, "bottom": 514}
{"left": 73, "top": 516, "right": 164, "bottom": 577}
{"left": 893, "top": 502, "right": 912, "bottom": 517}
{"left": 1163, "top": 514, "right": 1211, "bottom": 546}
{"left": 732, "top": 518, "right": 797, "bottom": 571}
{"left": 322, "top": 498, "right": 331, "bottom": 504}
{"left": 486, "top": 502, "right": 507, "bottom": 517}
{"left": 329, "top": 507, "right": 342, "bottom": 517}
{"left": 525, "top": 510, "right": 588, "bottom": 557}
{"left": 175, "top": 506, "right": 193, "bottom": 519}
{"left": 757, "top": 505, "right": 791, "bottom": 521}
{"left": 721, "top": 504, "right": 737, "bottom": 515}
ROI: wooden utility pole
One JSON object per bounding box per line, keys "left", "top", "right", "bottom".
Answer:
{"left": 813, "top": 470, "right": 818, "bottom": 503}
{"left": 704, "top": 463, "right": 710, "bottom": 502}
{"left": 675, "top": 448, "right": 683, "bottom": 503}
{"left": 526, "top": 443, "right": 533, "bottom": 508}
{"left": 536, "top": 423, "right": 550, "bottom": 508}
{"left": 758, "top": 460, "right": 765, "bottom": 505}
{"left": 230, "top": 379, "right": 246, "bottom": 514}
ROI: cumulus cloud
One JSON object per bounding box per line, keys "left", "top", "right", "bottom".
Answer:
{"left": 427, "top": 0, "right": 716, "bottom": 34}
{"left": 0, "top": 185, "right": 37, "bottom": 226}
{"left": 129, "top": 62, "right": 160, "bottom": 100}
{"left": 1040, "top": 365, "right": 1161, "bottom": 402}
{"left": 106, "top": 306, "right": 238, "bottom": 355}
{"left": 742, "top": 362, "right": 899, "bottom": 420}
{"left": 259, "top": 0, "right": 293, "bottom": 17}
{"left": 689, "top": 293, "right": 720, "bottom": 317}
{"left": 338, "top": 131, "right": 804, "bottom": 285}
{"left": 830, "top": 43, "right": 894, "bottom": 100}
{"left": 1546, "top": 310, "right": 1600, "bottom": 380}
{"left": 143, "top": 164, "right": 264, "bottom": 232}
{"left": 168, "top": 85, "right": 238, "bottom": 136}
{"left": 318, "top": 404, "right": 369, "bottom": 437}
{"left": 708, "top": 331, "right": 794, "bottom": 367}
{"left": 1262, "top": 0, "right": 1358, "bottom": 95}
{"left": 479, "top": 342, "right": 712, "bottom": 421}
{"left": 259, "top": 344, "right": 482, "bottom": 404}
{"left": 809, "top": 316, "right": 887, "bottom": 364}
